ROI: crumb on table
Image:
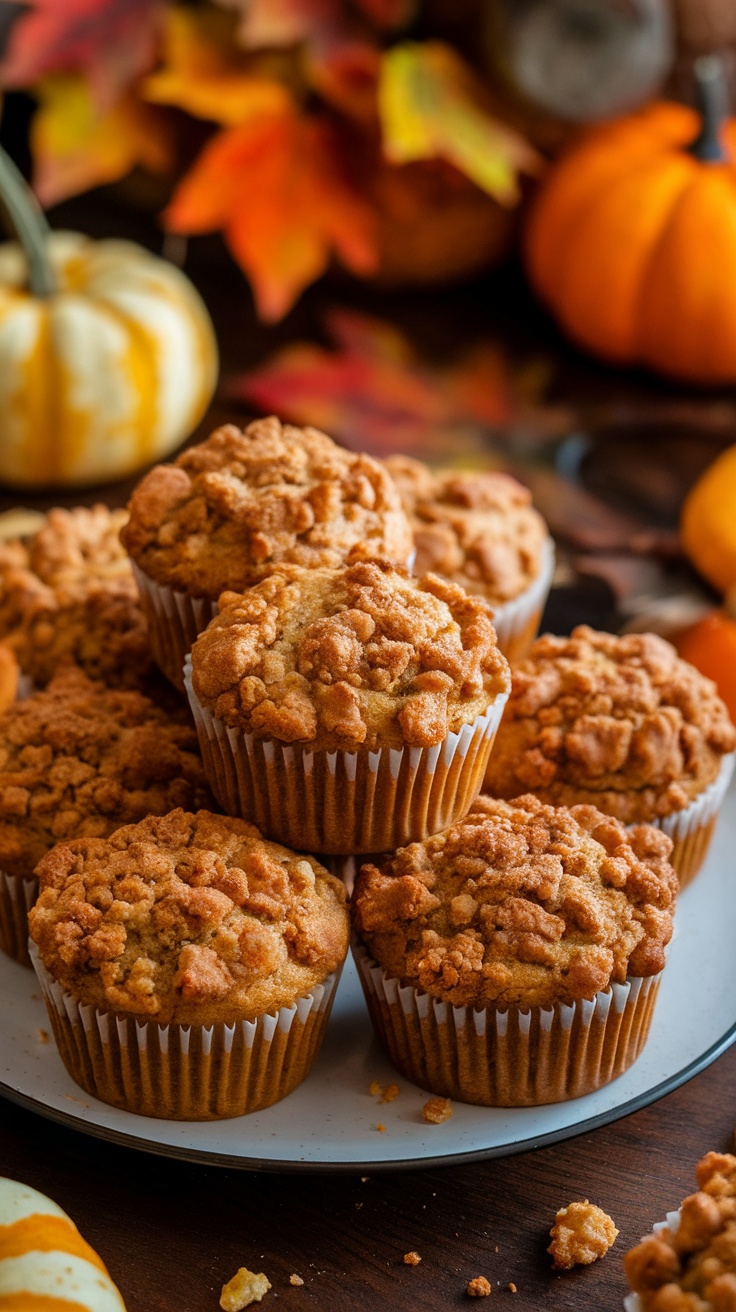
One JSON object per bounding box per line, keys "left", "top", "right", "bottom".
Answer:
{"left": 369, "top": 1080, "right": 382, "bottom": 1097}
{"left": 508, "top": 1283, "right": 517, "bottom": 1293}
{"left": 375, "top": 1122, "right": 387, "bottom": 1132}
{"left": 466, "top": 1275, "right": 492, "bottom": 1297}
{"left": 423, "top": 1096, "right": 453, "bottom": 1124}
{"left": 403, "top": 1251, "right": 422, "bottom": 1266}
{"left": 548, "top": 1200, "right": 619, "bottom": 1271}
{"left": 219, "top": 1268, "right": 271, "bottom": 1310}
{"left": 289, "top": 1274, "right": 304, "bottom": 1287}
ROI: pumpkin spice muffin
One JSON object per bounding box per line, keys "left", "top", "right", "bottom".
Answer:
{"left": 623, "top": 1151, "right": 736, "bottom": 1311}
{"left": 185, "top": 558, "right": 510, "bottom": 853}
{"left": 384, "top": 454, "right": 554, "bottom": 663}
{"left": 122, "top": 416, "right": 414, "bottom": 689}
{"left": 483, "top": 627, "right": 736, "bottom": 887}
{"left": 0, "top": 504, "right": 163, "bottom": 696}
{"left": 352, "top": 793, "right": 677, "bottom": 1105}
{"left": 0, "top": 664, "right": 211, "bottom": 966}
{"left": 29, "top": 808, "right": 349, "bottom": 1119}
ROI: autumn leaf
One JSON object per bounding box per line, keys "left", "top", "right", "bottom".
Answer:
{"left": 32, "top": 74, "right": 171, "bottom": 206}
{"left": 230, "top": 308, "right": 552, "bottom": 458}
{"left": 378, "top": 42, "right": 541, "bottom": 204}
{"left": 165, "top": 108, "right": 377, "bottom": 321}
{"left": 142, "top": 6, "right": 291, "bottom": 127}
{"left": 0, "top": 0, "right": 165, "bottom": 109}
{"left": 353, "top": 0, "right": 415, "bottom": 30}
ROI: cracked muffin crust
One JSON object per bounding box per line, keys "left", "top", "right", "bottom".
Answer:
{"left": 0, "top": 665, "right": 211, "bottom": 880}
{"left": 352, "top": 793, "right": 677, "bottom": 1009}
{"left": 624, "top": 1152, "right": 736, "bottom": 1311}
{"left": 122, "top": 417, "right": 414, "bottom": 600}
{"left": 384, "top": 454, "right": 548, "bottom": 605}
{"left": 484, "top": 627, "right": 736, "bottom": 824}
{"left": 30, "top": 808, "right": 349, "bottom": 1025}
{"left": 189, "top": 558, "right": 510, "bottom": 754}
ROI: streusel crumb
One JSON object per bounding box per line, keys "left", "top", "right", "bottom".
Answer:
{"left": 220, "top": 1268, "right": 271, "bottom": 1310}
{"left": 548, "top": 1200, "right": 618, "bottom": 1270}
{"left": 466, "top": 1276, "right": 492, "bottom": 1297}
{"left": 624, "top": 1152, "right": 736, "bottom": 1309}
{"left": 404, "top": 1252, "right": 422, "bottom": 1266}
{"left": 289, "top": 1275, "right": 304, "bottom": 1287}
{"left": 422, "top": 1097, "right": 453, "bottom": 1124}
{"left": 485, "top": 627, "right": 736, "bottom": 823}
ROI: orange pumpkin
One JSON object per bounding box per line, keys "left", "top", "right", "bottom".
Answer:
{"left": 524, "top": 59, "right": 736, "bottom": 383}
{"left": 675, "top": 606, "right": 736, "bottom": 722}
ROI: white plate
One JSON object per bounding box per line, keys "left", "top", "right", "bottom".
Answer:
{"left": 2, "top": 783, "right": 736, "bottom": 1173}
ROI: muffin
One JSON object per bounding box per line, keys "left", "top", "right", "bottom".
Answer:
{"left": 28, "top": 809, "right": 349, "bottom": 1119}
{"left": 352, "top": 793, "right": 677, "bottom": 1106}
{"left": 122, "top": 417, "right": 414, "bottom": 689}
{"left": 184, "top": 558, "right": 511, "bottom": 854}
{"left": 385, "top": 454, "right": 554, "bottom": 663}
{"left": 0, "top": 504, "right": 163, "bottom": 696}
{"left": 623, "top": 1151, "right": 736, "bottom": 1310}
{"left": 483, "top": 627, "right": 736, "bottom": 887}
{"left": 0, "top": 665, "right": 211, "bottom": 966}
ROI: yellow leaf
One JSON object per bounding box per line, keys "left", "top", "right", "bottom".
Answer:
{"left": 142, "top": 6, "right": 291, "bottom": 125}
{"left": 31, "top": 74, "right": 171, "bottom": 206}
{"left": 378, "top": 42, "right": 540, "bottom": 204}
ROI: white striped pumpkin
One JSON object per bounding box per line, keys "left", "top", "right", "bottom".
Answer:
{"left": 0, "top": 1176, "right": 127, "bottom": 1310}
{"left": 0, "top": 231, "right": 218, "bottom": 488}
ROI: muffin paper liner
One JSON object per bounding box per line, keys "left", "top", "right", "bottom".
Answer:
{"left": 490, "top": 537, "right": 555, "bottom": 666}
{"left": 623, "top": 1210, "right": 682, "bottom": 1311}
{"left": 29, "top": 944, "right": 340, "bottom": 1120}
{"left": 185, "top": 656, "right": 508, "bottom": 854}
{"left": 647, "top": 751, "right": 735, "bottom": 889}
{"left": 131, "top": 562, "right": 216, "bottom": 692}
{"left": 0, "top": 870, "right": 37, "bottom": 968}
{"left": 353, "top": 942, "right": 661, "bottom": 1107}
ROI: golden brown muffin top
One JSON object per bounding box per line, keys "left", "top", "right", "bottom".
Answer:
{"left": 30, "top": 808, "right": 350, "bottom": 1025}
{"left": 484, "top": 626, "right": 736, "bottom": 823}
{"left": 385, "top": 454, "right": 548, "bottom": 604}
{"left": 624, "top": 1152, "right": 736, "bottom": 1310}
{"left": 352, "top": 793, "right": 676, "bottom": 1009}
{"left": 189, "top": 559, "right": 510, "bottom": 752}
{"left": 122, "top": 417, "right": 414, "bottom": 599}
{"left": 0, "top": 665, "right": 212, "bottom": 878}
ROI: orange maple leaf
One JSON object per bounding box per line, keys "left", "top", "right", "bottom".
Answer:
{"left": 165, "top": 108, "right": 378, "bottom": 321}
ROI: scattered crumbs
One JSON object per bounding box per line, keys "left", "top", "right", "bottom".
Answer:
{"left": 466, "top": 1276, "right": 492, "bottom": 1298}
{"left": 37, "top": 1028, "right": 49, "bottom": 1044}
{"left": 423, "top": 1096, "right": 453, "bottom": 1125}
{"left": 219, "top": 1268, "right": 271, "bottom": 1310}
{"left": 381, "top": 1083, "right": 400, "bottom": 1104}
{"left": 355, "top": 1202, "right": 363, "bottom": 1210}
{"left": 64, "top": 1094, "right": 90, "bottom": 1108}
{"left": 548, "top": 1200, "right": 619, "bottom": 1271}
{"left": 368, "top": 1080, "right": 382, "bottom": 1097}
{"left": 403, "top": 1252, "right": 422, "bottom": 1266}
{"left": 494, "top": 1247, "right": 499, "bottom": 1254}
{"left": 289, "top": 1275, "right": 304, "bottom": 1287}
{"left": 375, "top": 1122, "right": 387, "bottom": 1133}
{"left": 508, "top": 1283, "right": 518, "bottom": 1294}
{"left": 361, "top": 1177, "right": 369, "bottom": 1183}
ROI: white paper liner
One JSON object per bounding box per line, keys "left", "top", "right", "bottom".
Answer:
{"left": 185, "top": 655, "right": 509, "bottom": 853}
{"left": 646, "top": 751, "right": 735, "bottom": 887}
{"left": 490, "top": 536, "right": 555, "bottom": 663}
{"left": 0, "top": 868, "right": 38, "bottom": 967}
{"left": 30, "top": 943, "right": 340, "bottom": 1120}
{"left": 353, "top": 942, "right": 661, "bottom": 1107}
{"left": 131, "top": 561, "right": 217, "bottom": 691}
{"left": 624, "top": 1210, "right": 682, "bottom": 1311}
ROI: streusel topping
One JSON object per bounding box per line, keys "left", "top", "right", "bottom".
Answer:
{"left": 624, "top": 1152, "right": 736, "bottom": 1310}
{"left": 484, "top": 627, "right": 736, "bottom": 822}
{"left": 190, "top": 559, "right": 510, "bottom": 752}
{"left": 122, "top": 417, "right": 414, "bottom": 598}
{"left": 0, "top": 665, "right": 211, "bottom": 878}
{"left": 352, "top": 794, "right": 676, "bottom": 1008}
{"left": 30, "top": 809, "right": 349, "bottom": 1024}
{"left": 385, "top": 455, "right": 548, "bottom": 603}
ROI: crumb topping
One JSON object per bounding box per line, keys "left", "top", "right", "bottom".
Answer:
{"left": 624, "top": 1152, "right": 736, "bottom": 1310}
{"left": 548, "top": 1201, "right": 619, "bottom": 1270}
{"left": 30, "top": 809, "right": 349, "bottom": 1024}
{"left": 385, "top": 454, "right": 548, "bottom": 604}
{"left": 423, "top": 1096, "right": 454, "bottom": 1124}
{"left": 466, "top": 1276, "right": 492, "bottom": 1296}
{"left": 0, "top": 665, "right": 211, "bottom": 878}
{"left": 484, "top": 627, "right": 736, "bottom": 822}
{"left": 122, "top": 417, "right": 414, "bottom": 598}
{"left": 220, "top": 1268, "right": 271, "bottom": 1310}
{"left": 352, "top": 794, "right": 677, "bottom": 1008}
{"left": 190, "top": 559, "right": 509, "bottom": 752}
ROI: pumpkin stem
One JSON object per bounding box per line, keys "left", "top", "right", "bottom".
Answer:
{"left": 690, "top": 55, "right": 730, "bottom": 163}
{"left": 0, "top": 145, "right": 55, "bottom": 297}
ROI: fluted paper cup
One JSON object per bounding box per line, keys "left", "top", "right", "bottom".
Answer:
{"left": 185, "top": 657, "right": 508, "bottom": 854}
{"left": 30, "top": 943, "right": 340, "bottom": 1120}
{"left": 353, "top": 942, "right": 661, "bottom": 1107}
{"left": 645, "top": 751, "right": 735, "bottom": 889}
{"left": 490, "top": 537, "right": 555, "bottom": 666}
{"left": 0, "top": 869, "right": 37, "bottom": 967}
{"left": 131, "top": 561, "right": 217, "bottom": 692}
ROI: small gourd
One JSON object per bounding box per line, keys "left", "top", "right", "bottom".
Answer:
{"left": 0, "top": 146, "right": 218, "bottom": 488}
{"left": 0, "top": 1175, "right": 127, "bottom": 1309}
{"left": 680, "top": 442, "right": 736, "bottom": 594}
{"left": 675, "top": 602, "right": 736, "bottom": 722}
